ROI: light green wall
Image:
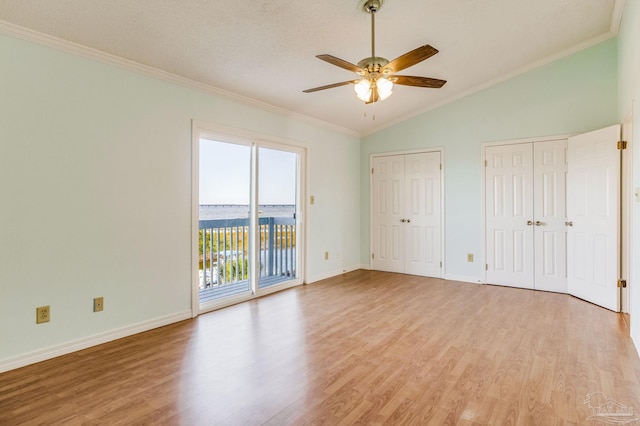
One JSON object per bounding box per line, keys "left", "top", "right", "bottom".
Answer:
{"left": 619, "top": 0, "right": 640, "bottom": 118}
{"left": 0, "top": 12, "right": 630, "bottom": 369}
{"left": 361, "top": 38, "right": 619, "bottom": 281}
{"left": 0, "top": 33, "right": 361, "bottom": 366}
{"left": 618, "top": 0, "right": 640, "bottom": 348}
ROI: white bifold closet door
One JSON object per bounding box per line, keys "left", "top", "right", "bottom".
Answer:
{"left": 486, "top": 126, "right": 621, "bottom": 312}
{"left": 371, "top": 152, "right": 442, "bottom": 278}
{"left": 485, "top": 140, "right": 567, "bottom": 293}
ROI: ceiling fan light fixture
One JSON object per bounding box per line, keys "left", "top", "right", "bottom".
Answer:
{"left": 354, "top": 79, "right": 372, "bottom": 102}
{"left": 304, "top": 0, "right": 446, "bottom": 107}
{"left": 376, "top": 77, "right": 393, "bottom": 100}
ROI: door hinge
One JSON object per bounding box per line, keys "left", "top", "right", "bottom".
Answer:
{"left": 372, "top": 253, "right": 375, "bottom": 259}
{"left": 618, "top": 140, "right": 628, "bottom": 150}
{"left": 440, "top": 163, "right": 442, "bottom": 170}
{"left": 440, "top": 261, "right": 442, "bottom": 268}
{"left": 485, "top": 264, "right": 488, "bottom": 271}
{"left": 618, "top": 279, "right": 627, "bottom": 288}
{"left": 484, "top": 160, "right": 488, "bottom": 167}
{"left": 371, "top": 168, "right": 374, "bottom": 174}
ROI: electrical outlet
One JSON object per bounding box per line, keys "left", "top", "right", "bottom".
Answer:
{"left": 36, "top": 305, "right": 50, "bottom": 324}
{"left": 467, "top": 253, "right": 474, "bottom": 262}
{"left": 324, "top": 251, "right": 329, "bottom": 260}
{"left": 93, "top": 297, "right": 104, "bottom": 312}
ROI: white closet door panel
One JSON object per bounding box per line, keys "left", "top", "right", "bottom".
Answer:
{"left": 372, "top": 155, "right": 405, "bottom": 273}
{"left": 533, "top": 140, "right": 568, "bottom": 292}
{"left": 486, "top": 144, "right": 534, "bottom": 288}
{"left": 405, "top": 152, "right": 442, "bottom": 277}
{"left": 567, "top": 125, "right": 620, "bottom": 311}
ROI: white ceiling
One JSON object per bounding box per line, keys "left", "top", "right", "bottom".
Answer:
{"left": 0, "top": 0, "right": 622, "bottom": 136}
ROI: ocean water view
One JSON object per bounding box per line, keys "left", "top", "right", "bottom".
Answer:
{"left": 199, "top": 204, "right": 295, "bottom": 220}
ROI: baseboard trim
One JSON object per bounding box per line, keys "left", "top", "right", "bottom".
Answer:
{"left": 306, "top": 264, "right": 361, "bottom": 284}
{"left": 444, "top": 274, "right": 484, "bottom": 284}
{"left": 0, "top": 310, "right": 192, "bottom": 373}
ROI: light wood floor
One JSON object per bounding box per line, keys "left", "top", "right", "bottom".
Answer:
{"left": 2, "top": 270, "right": 640, "bottom": 425}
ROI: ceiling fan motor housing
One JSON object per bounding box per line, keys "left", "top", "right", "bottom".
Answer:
{"left": 357, "top": 57, "right": 390, "bottom": 75}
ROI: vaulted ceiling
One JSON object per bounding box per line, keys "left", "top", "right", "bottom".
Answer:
{"left": 0, "top": 0, "right": 623, "bottom": 136}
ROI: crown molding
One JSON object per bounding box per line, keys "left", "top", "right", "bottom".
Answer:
{"left": 1, "top": 0, "right": 624, "bottom": 142}
{"left": 611, "top": 0, "right": 626, "bottom": 35}
{"left": 0, "top": 19, "right": 359, "bottom": 139}
{"left": 362, "top": 30, "right": 618, "bottom": 137}
{"left": 363, "top": 1, "right": 626, "bottom": 137}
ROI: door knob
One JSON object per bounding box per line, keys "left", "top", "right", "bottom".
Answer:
{"left": 565, "top": 221, "right": 573, "bottom": 227}
{"left": 406, "top": 219, "right": 411, "bottom": 223}
{"left": 400, "top": 219, "right": 406, "bottom": 223}
{"left": 535, "top": 221, "right": 543, "bottom": 226}
{"left": 526, "top": 220, "right": 533, "bottom": 226}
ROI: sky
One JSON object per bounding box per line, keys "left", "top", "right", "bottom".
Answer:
{"left": 199, "top": 139, "right": 297, "bottom": 205}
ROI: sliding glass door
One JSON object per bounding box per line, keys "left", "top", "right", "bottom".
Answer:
{"left": 198, "top": 140, "right": 252, "bottom": 303}
{"left": 196, "top": 130, "right": 303, "bottom": 311}
{"left": 257, "top": 147, "right": 298, "bottom": 289}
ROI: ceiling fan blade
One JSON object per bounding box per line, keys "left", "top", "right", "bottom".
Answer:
{"left": 303, "top": 80, "right": 360, "bottom": 93}
{"left": 384, "top": 45, "right": 439, "bottom": 73}
{"left": 316, "top": 55, "right": 363, "bottom": 73}
{"left": 393, "top": 76, "right": 447, "bottom": 88}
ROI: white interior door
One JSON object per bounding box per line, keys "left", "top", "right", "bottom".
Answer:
{"left": 405, "top": 152, "right": 442, "bottom": 277}
{"left": 372, "top": 155, "right": 405, "bottom": 273}
{"left": 533, "top": 140, "right": 568, "bottom": 293}
{"left": 485, "top": 144, "right": 535, "bottom": 289}
{"left": 567, "top": 125, "right": 620, "bottom": 311}
{"left": 371, "top": 152, "right": 442, "bottom": 277}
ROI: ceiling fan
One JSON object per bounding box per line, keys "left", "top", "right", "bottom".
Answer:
{"left": 303, "top": 0, "right": 447, "bottom": 104}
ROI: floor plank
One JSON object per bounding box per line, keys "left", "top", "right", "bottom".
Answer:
{"left": 1, "top": 270, "right": 639, "bottom": 425}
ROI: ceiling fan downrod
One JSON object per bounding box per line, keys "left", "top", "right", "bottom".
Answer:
{"left": 369, "top": 2, "right": 376, "bottom": 59}
{"left": 357, "top": 0, "right": 389, "bottom": 73}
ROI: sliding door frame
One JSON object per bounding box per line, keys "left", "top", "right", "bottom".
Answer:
{"left": 191, "top": 121, "right": 306, "bottom": 316}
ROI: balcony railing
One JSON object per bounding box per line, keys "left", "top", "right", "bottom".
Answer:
{"left": 199, "top": 217, "right": 296, "bottom": 303}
